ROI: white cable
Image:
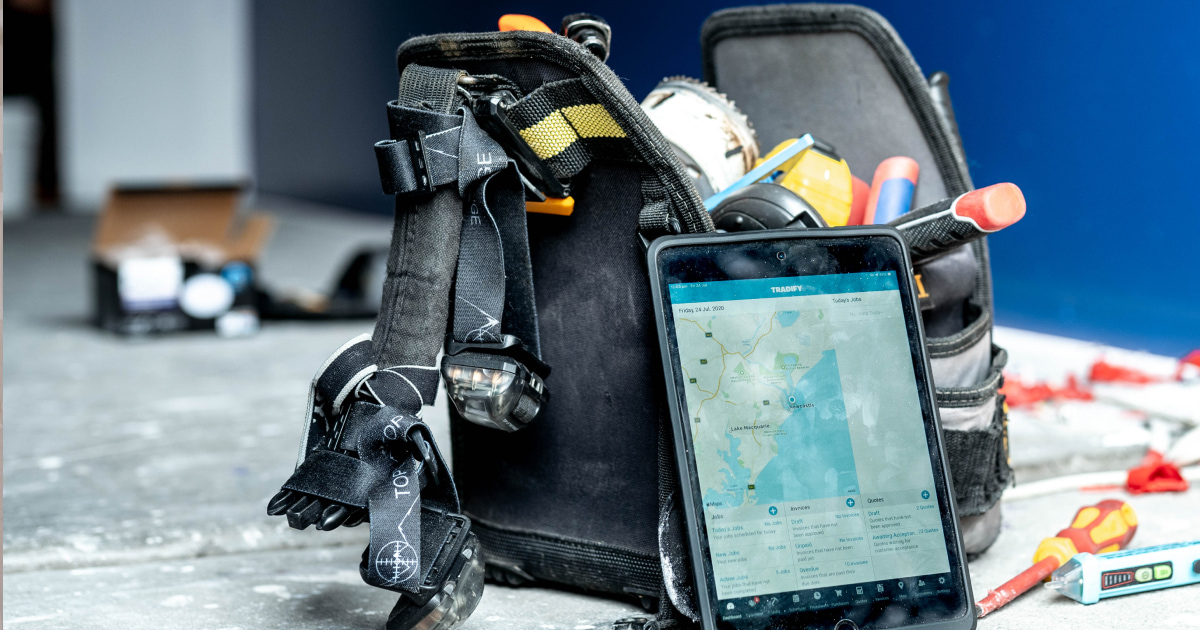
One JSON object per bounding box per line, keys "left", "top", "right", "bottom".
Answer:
{"left": 1002, "top": 465, "right": 1200, "bottom": 502}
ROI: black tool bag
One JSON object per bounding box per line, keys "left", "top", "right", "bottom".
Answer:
{"left": 319, "top": 3, "right": 1010, "bottom": 626}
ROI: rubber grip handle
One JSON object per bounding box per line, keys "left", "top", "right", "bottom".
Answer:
{"left": 1056, "top": 499, "right": 1138, "bottom": 555}
{"left": 891, "top": 183, "right": 1025, "bottom": 265}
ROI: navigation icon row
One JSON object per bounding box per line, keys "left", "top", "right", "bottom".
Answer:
{"left": 721, "top": 575, "right": 953, "bottom": 613}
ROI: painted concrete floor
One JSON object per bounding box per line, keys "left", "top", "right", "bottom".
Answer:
{"left": 5, "top": 207, "right": 1198, "bottom": 629}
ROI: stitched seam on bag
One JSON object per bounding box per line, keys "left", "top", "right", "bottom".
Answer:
{"left": 467, "top": 513, "right": 658, "bottom": 560}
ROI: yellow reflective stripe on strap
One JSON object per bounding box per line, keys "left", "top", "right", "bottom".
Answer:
{"left": 519, "top": 111, "right": 577, "bottom": 160}
{"left": 517, "top": 104, "right": 625, "bottom": 160}
{"left": 560, "top": 104, "right": 625, "bottom": 139}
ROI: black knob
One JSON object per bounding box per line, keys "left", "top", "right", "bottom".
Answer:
{"left": 561, "top": 13, "right": 611, "bottom": 62}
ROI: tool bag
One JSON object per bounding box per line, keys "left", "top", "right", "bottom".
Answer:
{"left": 273, "top": 4, "right": 1011, "bottom": 628}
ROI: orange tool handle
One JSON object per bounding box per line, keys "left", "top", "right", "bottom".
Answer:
{"left": 498, "top": 14, "right": 553, "bottom": 33}
{"left": 1033, "top": 499, "right": 1138, "bottom": 567}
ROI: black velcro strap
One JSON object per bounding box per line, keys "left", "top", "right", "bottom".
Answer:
{"left": 943, "top": 396, "right": 1012, "bottom": 516}
{"left": 506, "top": 77, "right": 636, "bottom": 182}
{"left": 283, "top": 449, "right": 380, "bottom": 509}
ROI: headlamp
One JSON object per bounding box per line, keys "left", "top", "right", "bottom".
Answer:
{"left": 441, "top": 335, "right": 550, "bottom": 432}
{"left": 385, "top": 513, "right": 485, "bottom": 630}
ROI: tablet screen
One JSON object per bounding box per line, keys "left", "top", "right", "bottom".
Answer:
{"left": 655, "top": 234, "right": 969, "bottom": 628}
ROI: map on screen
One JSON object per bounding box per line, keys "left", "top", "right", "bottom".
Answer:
{"left": 674, "top": 308, "right": 860, "bottom": 510}
{"left": 669, "top": 272, "right": 952, "bottom": 603}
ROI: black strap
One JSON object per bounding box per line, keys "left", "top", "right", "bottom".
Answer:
{"left": 374, "top": 107, "right": 511, "bottom": 197}
{"left": 398, "top": 64, "right": 465, "bottom": 114}
{"left": 637, "top": 166, "right": 681, "bottom": 238}
{"left": 283, "top": 450, "right": 379, "bottom": 509}
{"left": 284, "top": 337, "right": 461, "bottom": 595}
{"left": 453, "top": 170, "right": 508, "bottom": 344}
{"left": 450, "top": 163, "right": 543, "bottom": 356}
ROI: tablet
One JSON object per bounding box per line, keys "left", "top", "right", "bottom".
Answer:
{"left": 648, "top": 228, "right": 974, "bottom": 630}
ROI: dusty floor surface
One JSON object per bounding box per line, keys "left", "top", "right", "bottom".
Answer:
{"left": 5, "top": 208, "right": 1198, "bottom": 629}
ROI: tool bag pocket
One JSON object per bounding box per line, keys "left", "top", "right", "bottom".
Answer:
{"left": 931, "top": 322, "right": 1012, "bottom": 556}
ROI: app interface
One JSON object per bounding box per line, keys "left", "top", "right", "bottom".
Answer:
{"left": 669, "top": 271, "right": 951, "bottom": 613}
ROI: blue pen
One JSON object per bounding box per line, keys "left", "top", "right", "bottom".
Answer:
{"left": 703, "top": 135, "right": 815, "bottom": 212}
{"left": 1046, "top": 540, "right": 1200, "bottom": 604}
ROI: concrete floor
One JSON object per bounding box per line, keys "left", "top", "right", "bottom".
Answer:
{"left": 5, "top": 206, "right": 1198, "bottom": 629}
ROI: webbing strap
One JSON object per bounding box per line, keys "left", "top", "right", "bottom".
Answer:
{"left": 451, "top": 164, "right": 542, "bottom": 356}
{"left": 377, "top": 106, "right": 498, "bottom": 197}
{"left": 637, "top": 166, "right": 681, "bottom": 237}
{"left": 398, "top": 64, "right": 464, "bottom": 114}
{"left": 506, "top": 77, "right": 636, "bottom": 182}
{"left": 376, "top": 65, "right": 507, "bottom": 198}
{"left": 453, "top": 170, "right": 507, "bottom": 343}
{"left": 285, "top": 337, "right": 460, "bottom": 595}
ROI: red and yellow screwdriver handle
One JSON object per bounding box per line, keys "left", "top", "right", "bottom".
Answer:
{"left": 976, "top": 500, "right": 1138, "bottom": 618}
{"left": 1032, "top": 500, "right": 1138, "bottom": 567}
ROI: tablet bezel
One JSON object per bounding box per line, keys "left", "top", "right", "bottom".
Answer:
{"left": 648, "top": 227, "right": 975, "bottom": 630}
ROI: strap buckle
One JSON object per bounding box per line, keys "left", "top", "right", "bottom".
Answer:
{"left": 464, "top": 84, "right": 571, "bottom": 199}
{"left": 399, "top": 130, "right": 434, "bottom": 197}
{"left": 376, "top": 130, "right": 434, "bottom": 198}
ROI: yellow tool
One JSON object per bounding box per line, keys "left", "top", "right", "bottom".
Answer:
{"left": 757, "top": 138, "right": 853, "bottom": 226}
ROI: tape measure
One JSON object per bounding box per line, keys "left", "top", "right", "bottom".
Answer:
{"left": 641, "top": 77, "right": 759, "bottom": 199}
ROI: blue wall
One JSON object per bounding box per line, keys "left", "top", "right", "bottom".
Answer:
{"left": 255, "top": 1, "right": 1199, "bottom": 356}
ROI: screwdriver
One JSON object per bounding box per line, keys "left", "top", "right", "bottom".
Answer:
{"left": 890, "top": 182, "right": 1026, "bottom": 265}
{"left": 975, "top": 499, "right": 1139, "bottom": 618}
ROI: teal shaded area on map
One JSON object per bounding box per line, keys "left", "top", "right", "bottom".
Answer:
{"left": 753, "top": 349, "right": 859, "bottom": 503}
{"left": 703, "top": 435, "right": 752, "bottom": 509}
{"left": 776, "top": 311, "right": 800, "bottom": 327}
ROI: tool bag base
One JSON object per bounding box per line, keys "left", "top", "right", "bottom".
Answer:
{"left": 392, "top": 2, "right": 1011, "bottom": 624}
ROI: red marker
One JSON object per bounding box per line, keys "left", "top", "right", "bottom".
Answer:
{"left": 869, "top": 157, "right": 920, "bottom": 224}
{"left": 891, "top": 182, "right": 1026, "bottom": 265}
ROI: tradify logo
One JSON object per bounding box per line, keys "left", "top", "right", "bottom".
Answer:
{"left": 770, "top": 286, "right": 805, "bottom": 294}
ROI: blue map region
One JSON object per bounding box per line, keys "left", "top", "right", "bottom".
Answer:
{"left": 753, "top": 349, "right": 860, "bottom": 503}
{"left": 776, "top": 311, "right": 800, "bottom": 327}
{"left": 703, "top": 434, "right": 751, "bottom": 509}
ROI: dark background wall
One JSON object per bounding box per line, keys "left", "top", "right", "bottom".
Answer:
{"left": 253, "top": 0, "right": 1200, "bottom": 356}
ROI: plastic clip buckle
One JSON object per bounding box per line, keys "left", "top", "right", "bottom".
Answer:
{"left": 398, "top": 130, "right": 433, "bottom": 198}
{"left": 406, "top": 425, "right": 441, "bottom": 487}
{"left": 471, "top": 94, "right": 571, "bottom": 199}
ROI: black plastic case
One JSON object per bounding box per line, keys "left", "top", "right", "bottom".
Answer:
{"left": 648, "top": 228, "right": 975, "bottom": 630}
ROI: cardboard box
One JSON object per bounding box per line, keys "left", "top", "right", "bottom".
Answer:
{"left": 92, "top": 184, "right": 272, "bottom": 336}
